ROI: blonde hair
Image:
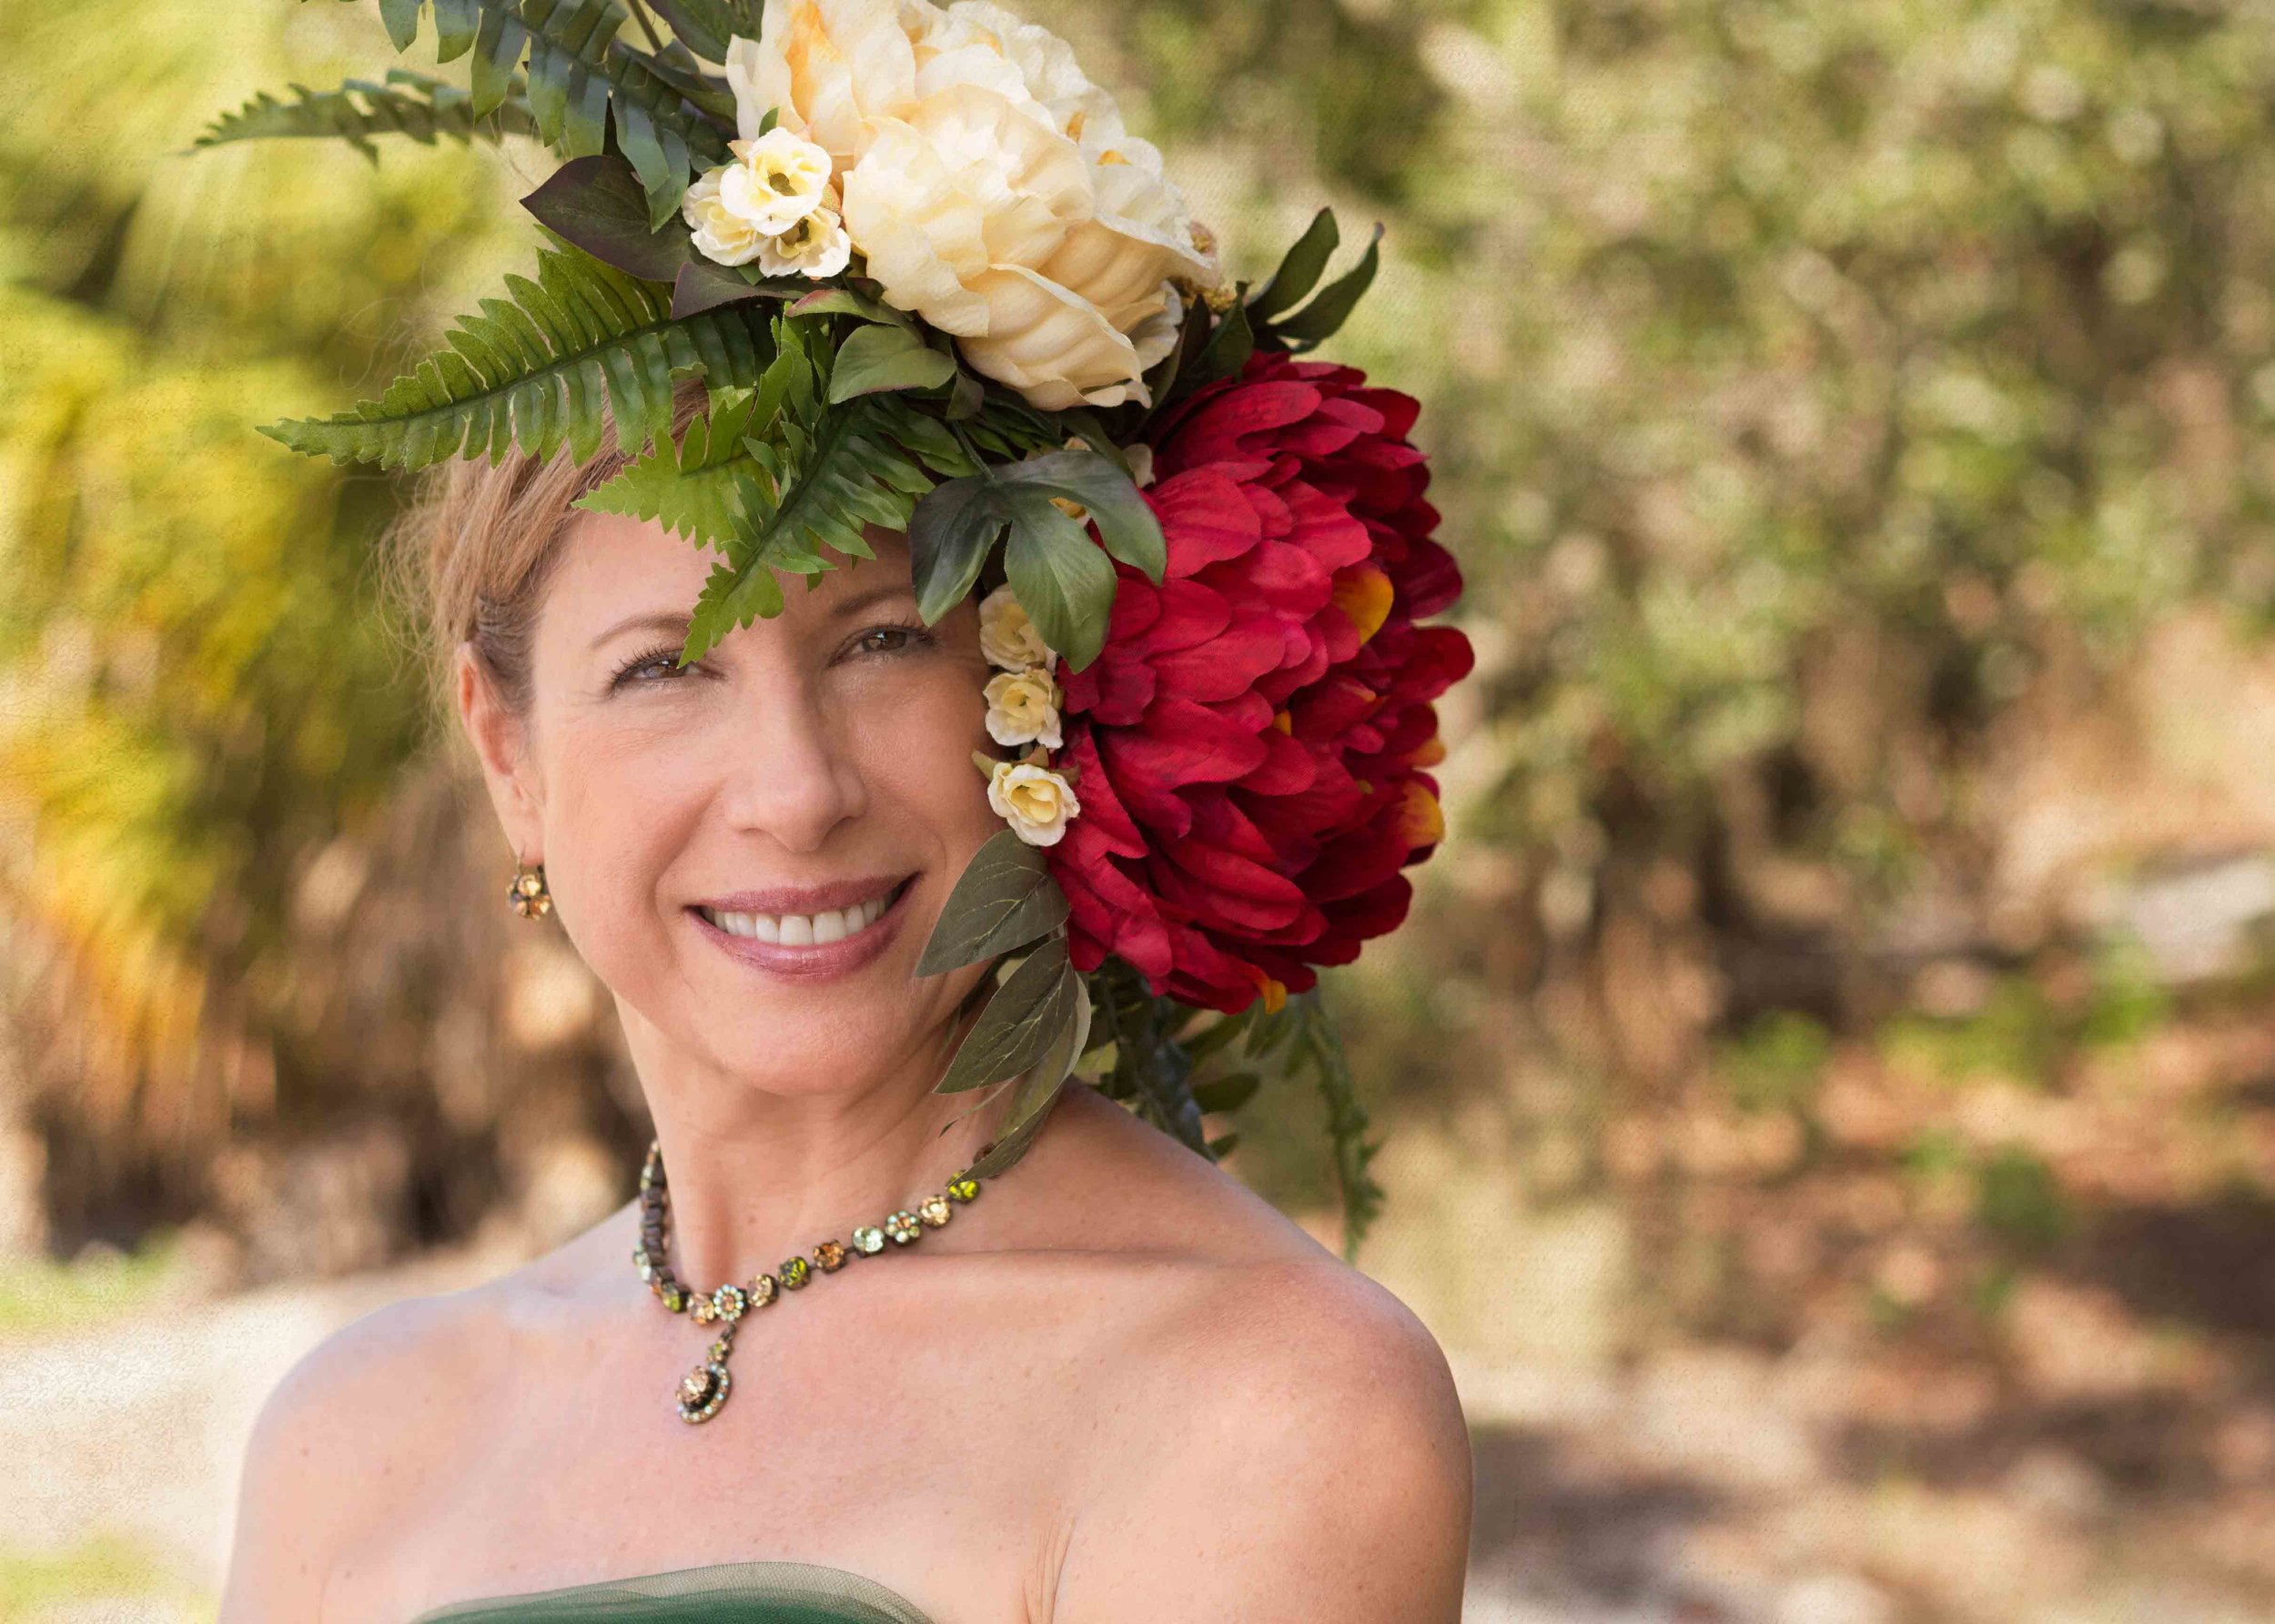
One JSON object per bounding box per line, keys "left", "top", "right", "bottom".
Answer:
{"left": 381, "top": 378, "right": 712, "bottom": 731}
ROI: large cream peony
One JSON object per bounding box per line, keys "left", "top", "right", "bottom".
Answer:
{"left": 724, "top": 0, "right": 1223, "bottom": 410}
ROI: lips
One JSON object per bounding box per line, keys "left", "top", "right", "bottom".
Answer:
{"left": 685, "top": 875, "right": 915, "bottom": 979}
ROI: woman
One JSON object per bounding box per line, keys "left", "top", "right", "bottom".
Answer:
{"left": 206, "top": 2, "right": 1476, "bottom": 1616}
{"left": 214, "top": 457, "right": 1473, "bottom": 1622}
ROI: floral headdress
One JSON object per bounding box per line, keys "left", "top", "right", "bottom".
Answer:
{"left": 203, "top": 0, "right": 1472, "bottom": 1253}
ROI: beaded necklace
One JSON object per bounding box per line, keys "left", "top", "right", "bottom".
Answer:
{"left": 634, "top": 1136, "right": 992, "bottom": 1423}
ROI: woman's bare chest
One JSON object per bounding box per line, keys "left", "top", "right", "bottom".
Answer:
{"left": 327, "top": 1269, "right": 1125, "bottom": 1624}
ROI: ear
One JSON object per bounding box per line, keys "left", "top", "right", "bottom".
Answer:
{"left": 454, "top": 641, "right": 544, "bottom": 861}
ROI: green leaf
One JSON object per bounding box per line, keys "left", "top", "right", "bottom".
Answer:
{"left": 907, "top": 449, "right": 1157, "bottom": 664}
{"left": 373, "top": 1, "right": 734, "bottom": 222}
{"left": 260, "top": 242, "right": 774, "bottom": 471}
{"left": 936, "top": 935, "right": 1078, "bottom": 1093}
{"left": 787, "top": 285, "right": 915, "bottom": 329}
{"left": 1005, "top": 502, "right": 1117, "bottom": 671}
{"left": 826, "top": 322, "right": 958, "bottom": 401}
{"left": 668, "top": 260, "right": 812, "bottom": 318}
{"left": 1274, "top": 221, "right": 1384, "bottom": 352}
{"left": 1243, "top": 988, "right": 1385, "bottom": 1261}
{"left": 960, "top": 957, "right": 1094, "bottom": 1179}
{"left": 1245, "top": 207, "right": 1338, "bottom": 324}
{"left": 1191, "top": 297, "right": 1254, "bottom": 386}
{"left": 642, "top": 0, "right": 759, "bottom": 63}
{"left": 915, "top": 830, "right": 1072, "bottom": 974}
{"left": 1190, "top": 1071, "right": 1262, "bottom": 1114}
{"left": 996, "top": 449, "right": 1165, "bottom": 581}
{"left": 676, "top": 349, "right": 969, "bottom": 661}
{"left": 193, "top": 69, "right": 537, "bottom": 160}
{"left": 521, "top": 153, "right": 693, "bottom": 283}
{"left": 574, "top": 384, "right": 763, "bottom": 544}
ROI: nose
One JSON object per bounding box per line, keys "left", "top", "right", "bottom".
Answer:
{"left": 712, "top": 668, "right": 867, "bottom": 854}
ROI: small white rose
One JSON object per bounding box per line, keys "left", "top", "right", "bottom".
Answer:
{"left": 718, "top": 126, "right": 837, "bottom": 234}
{"left": 984, "top": 666, "right": 1062, "bottom": 749}
{"left": 976, "top": 582, "right": 1055, "bottom": 671}
{"left": 988, "top": 759, "right": 1080, "bottom": 846}
{"left": 681, "top": 167, "right": 767, "bottom": 266}
{"left": 755, "top": 202, "right": 853, "bottom": 278}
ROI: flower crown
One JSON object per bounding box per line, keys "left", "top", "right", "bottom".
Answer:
{"left": 203, "top": 0, "right": 1472, "bottom": 1251}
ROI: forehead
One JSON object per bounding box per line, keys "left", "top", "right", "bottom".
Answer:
{"left": 545, "top": 509, "right": 915, "bottom": 640}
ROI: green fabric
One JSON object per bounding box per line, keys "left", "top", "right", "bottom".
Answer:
{"left": 407, "top": 1559, "right": 936, "bottom": 1623}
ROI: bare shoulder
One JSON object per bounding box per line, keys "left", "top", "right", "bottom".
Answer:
{"left": 1037, "top": 1094, "right": 1475, "bottom": 1621}
{"left": 217, "top": 1279, "right": 503, "bottom": 1621}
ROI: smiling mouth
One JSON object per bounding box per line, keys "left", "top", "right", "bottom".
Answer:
{"left": 693, "top": 877, "right": 913, "bottom": 947}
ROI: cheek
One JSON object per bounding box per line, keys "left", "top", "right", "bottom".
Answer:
{"left": 845, "top": 660, "right": 999, "bottom": 827}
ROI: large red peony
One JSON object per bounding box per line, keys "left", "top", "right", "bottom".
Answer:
{"left": 1049, "top": 347, "right": 1474, "bottom": 1013}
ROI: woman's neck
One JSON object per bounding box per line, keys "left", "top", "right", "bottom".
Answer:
{"left": 613, "top": 994, "right": 1006, "bottom": 1292}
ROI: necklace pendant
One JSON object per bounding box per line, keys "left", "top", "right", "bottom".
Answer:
{"left": 677, "top": 1357, "right": 731, "bottom": 1424}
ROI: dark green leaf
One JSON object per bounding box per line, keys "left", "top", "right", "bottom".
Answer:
{"left": 260, "top": 242, "right": 774, "bottom": 470}
{"left": 1193, "top": 297, "right": 1254, "bottom": 381}
{"left": 826, "top": 322, "right": 958, "bottom": 401}
{"left": 936, "top": 936, "right": 1078, "bottom": 1093}
{"left": 907, "top": 474, "right": 1007, "bottom": 625}
{"left": 787, "top": 285, "right": 915, "bottom": 329}
{"left": 1005, "top": 500, "right": 1117, "bottom": 671}
{"left": 959, "top": 962, "right": 1094, "bottom": 1177}
{"left": 945, "top": 368, "right": 985, "bottom": 421}
{"left": 996, "top": 449, "right": 1165, "bottom": 582}
{"left": 643, "top": 0, "right": 758, "bottom": 62}
{"left": 1190, "top": 1071, "right": 1262, "bottom": 1114}
{"left": 193, "top": 69, "right": 536, "bottom": 160}
{"left": 915, "top": 830, "right": 1072, "bottom": 974}
{"left": 1274, "top": 222, "right": 1384, "bottom": 352}
{"left": 670, "top": 260, "right": 810, "bottom": 318}
{"left": 521, "top": 154, "right": 693, "bottom": 283}
{"left": 1245, "top": 207, "right": 1338, "bottom": 324}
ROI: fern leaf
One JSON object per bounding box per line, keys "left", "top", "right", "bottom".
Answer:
{"left": 375, "top": 0, "right": 733, "bottom": 220}
{"left": 571, "top": 386, "right": 765, "bottom": 545}
{"left": 681, "top": 398, "right": 930, "bottom": 661}
{"left": 194, "top": 69, "right": 536, "bottom": 159}
{"left": 259, "top": 244, "right": 774, "bottom": 471}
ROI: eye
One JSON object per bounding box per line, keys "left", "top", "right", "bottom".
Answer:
{"left": 610, "top": 642, "right": 694, "bottom": 689}
{"left": 847, "top": 620, "right": 935, "bottom": 660}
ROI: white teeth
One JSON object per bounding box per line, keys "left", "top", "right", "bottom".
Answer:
{"left": 701, "top": 884, "right": 899, "bottom": 946}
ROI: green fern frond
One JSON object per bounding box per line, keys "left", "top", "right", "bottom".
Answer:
{"left": 259, "top": 243, "right": 774, "bottom": 471}
{"left": 572, "top": 384, "right": 765, "bottom": 545}
{"left": 682, "top": 397, "right": 947, "bottom": 660}
{"left": 374, "top": 0, "right": 732, "bottom": 222}
{"left": 194, "top": 69, "right": 536, "bottom": 159}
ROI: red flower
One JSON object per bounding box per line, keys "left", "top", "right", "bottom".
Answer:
{"left": 1049, "top": 347, "right": 1474, "bottom": 1013}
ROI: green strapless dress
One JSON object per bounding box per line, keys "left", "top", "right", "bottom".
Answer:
{"left": 406, "top": 1559, "right": 936, "bottom": 1622}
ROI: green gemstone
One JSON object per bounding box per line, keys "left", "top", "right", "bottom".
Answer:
{"left": 662, "top": 1284, "right": 687, "bottom": 1313}
{"left": 947, "top": 1177, "right": 979, "bottom": 1202}
{"left": 780, "top": 1256, "right": 812, "bottom": 1288}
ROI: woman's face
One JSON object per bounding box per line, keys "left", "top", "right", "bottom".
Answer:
{"left": 460, "top": 509, "right": 1005, "bottom": 1101}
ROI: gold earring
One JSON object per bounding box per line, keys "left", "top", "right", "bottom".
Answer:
{"left": 509, "top": 857, "right": 552, "bottom": 919}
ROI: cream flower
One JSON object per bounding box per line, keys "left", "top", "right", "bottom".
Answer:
{"left": 983, "top": 666, "right": 1062, "bottom": 749}
{"left": 988, "top": 760, "right": 1079, "bottom": 845}
{"left": 718, "top": 127, "right": 836, "bottom": 234}
{"left": 977, "top": 582, "right": 1054, "bottom": 671}
{"left": 725, "top": 0, "right": 920, "bottom": 168}
{"left": 681, "top": 168, "right": 767, "bottom": 266}
{"left": 756, "top": 203, "right": 853, "bottom": 277}
{"left": 723, "top": 1, "right": 1221, "bottom": 410}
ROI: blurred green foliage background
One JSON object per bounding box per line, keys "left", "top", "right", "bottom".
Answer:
{"left": 7, "top": 0, "right": 2275, "bottom": 1618}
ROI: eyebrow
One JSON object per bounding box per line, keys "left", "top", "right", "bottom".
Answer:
{"left": 585, "top": 580, "right": 920, "bottom": 652}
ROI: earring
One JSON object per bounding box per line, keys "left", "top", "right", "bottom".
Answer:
{"left": 509, "top": 856, "right": 552, "bottom": 919}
